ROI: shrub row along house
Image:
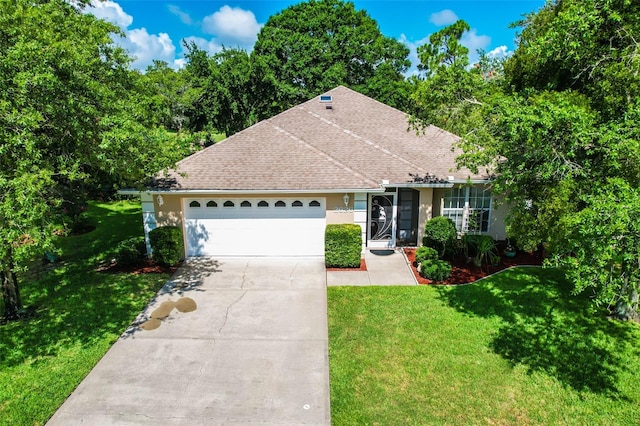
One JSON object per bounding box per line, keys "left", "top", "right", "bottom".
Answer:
{"left": 126, "top": 86, "right": 507, "bottom": 257}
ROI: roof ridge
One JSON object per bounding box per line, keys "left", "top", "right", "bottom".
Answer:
{"left": 300, "top": 106, "right": 429, "bottom": 175}
{"left": 267, "top": 119, "right": 380, "bottom": 188}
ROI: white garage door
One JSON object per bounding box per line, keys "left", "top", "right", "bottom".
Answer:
{"left": 184, "top": 197, "right": 326, "bottom": 257}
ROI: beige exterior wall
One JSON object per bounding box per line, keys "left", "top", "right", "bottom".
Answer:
{"left": 489, "top": 195, "right": 509, "bottom": 241}
{"left": 154, "top": 194, "right": 184, "bottom": 228}
{"left": 325, "top": 192, "right": 354, "bottom": 224}
{"left": 416, "top": 188, "right": 434, "bottom": 246}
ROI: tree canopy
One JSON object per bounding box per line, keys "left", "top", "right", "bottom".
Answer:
{"left": 0, "top": 0, "right": 189, "bottom": 319}
{"left": 254, "top": 0, "right": 410, "bottom": 113}
{"left": 180, "top": 0, "right": 412, "bottom": 136}
{"left": 412, "top": 0, "right": 640, "bottom": 320}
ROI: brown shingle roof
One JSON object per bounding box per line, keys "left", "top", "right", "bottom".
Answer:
{"left": 154, "top": 86, "right": 484, "bottom": 191}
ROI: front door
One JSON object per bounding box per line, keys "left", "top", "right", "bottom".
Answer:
{"left": 396, "top": 188, "right": 419, "bottom": 246}
{"left": 368, "top": 194, "right": 395, "bottom": 248}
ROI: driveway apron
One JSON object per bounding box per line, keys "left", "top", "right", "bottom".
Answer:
{"left": 47, "top": 257, "right": 330, "bottom": 425}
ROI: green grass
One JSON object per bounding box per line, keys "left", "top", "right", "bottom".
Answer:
{"left": 328, "top": 268, "right": 640, "bottom": 425}
{"left": 0, "top": 201, "right": 169, "bottom": 426}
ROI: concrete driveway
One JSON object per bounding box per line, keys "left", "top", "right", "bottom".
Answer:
{"left": 47, "top": 257, "right": 330, "bottom": 425}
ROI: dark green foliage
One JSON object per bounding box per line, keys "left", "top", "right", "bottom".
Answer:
{"left": 462, "top": 234, "right": 499, "bottom": 269}
{"left": 252, "top": 0, "right": 411, "bottom": 116}
{"left": 113, "top": 236, "right": 147, "bottom": 266}
{"left": 415, "top": 246, "right": 438, "bottom": 265}
{"left": 418, "top": 259, "right": 452, "bottom": 281}
{"left": 325, "top": 224, "right": 362, "bottom": 268}
{"left": 149, "top": 226, "right": 184, "bottom": 266}
{"left": 423, "top": 216, "right": 458, "bottom": 258}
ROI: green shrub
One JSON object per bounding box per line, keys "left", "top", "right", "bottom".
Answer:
{"left": 462, "top": 234, "right": 499, "bottom": 268}
{"left": 325, "top": 224, "right": 362, "bottom": 268}
{"left": 418, "top": 259, "right": 452, "bottom": 281}
{"left": 149, "top": 226, "right": 184, "bottom": 266}
{"left": 423, "top": 216, "right": 458, "bottom": 258}
{"left": 113, "top": 236, "right": 147, "bottom": 266}
{"left": 415, "top": 246, "right": 438, "bottom": 265}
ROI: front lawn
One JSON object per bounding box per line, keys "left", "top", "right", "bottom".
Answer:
{"left": 328, "top": 268, "right": 640, "bottom": 425}
{"left": 0, "top": 201, "right": 169, "bottom": 426}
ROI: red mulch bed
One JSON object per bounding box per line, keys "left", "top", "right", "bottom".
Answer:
{"left": 403, "top": 248, "right": 542, "bottom": 285}
{"left": 326, "top": 258, "right": 367, "bottom": 271}
{"left": 97, "top": 258, "right": 182, "bottom": 275}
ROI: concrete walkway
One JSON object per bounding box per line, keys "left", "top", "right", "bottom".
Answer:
{"left": 326, "top": 248, "right": 418, "bottom": 286}
{"left": 48, "top": 257, "right": 330, "bottom": 425}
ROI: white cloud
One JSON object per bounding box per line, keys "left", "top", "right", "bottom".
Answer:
{"left": 167, "top": 4, "right": 193, "bottom": 25}
{"left": 487, "top": 45, "right": 510, "bottom": 59}
{"left": 399, "top": 33, "right": 430, "bottom": 76}
{"left": 461, "top": 29, "right": 491, "bottom": 64}
{"left": 429, "top": 9, "right": 458, "bottom": 26}
{"left": 119, "top": 28, "right": 176, "bottom": 70}
{"left": 201, "top": 6, "right": 262, "bottom": 48}
{"left": 85, "top": 1, "right": 181, "bottom": 71}
{"left": 87, "top": 0, "right": 132, "bottom": 28}
{"left": 460, "top": 29, "right": 491, "bottom": 53}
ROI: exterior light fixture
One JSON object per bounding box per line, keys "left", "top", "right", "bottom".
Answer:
{"left": 343, "top": 193, "right": 350, "bottom": 207}
{"left": 156, "top": 195, "right": 164, "bottom": 206}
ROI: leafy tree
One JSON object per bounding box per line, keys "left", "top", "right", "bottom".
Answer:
{"left": 252, "top": 0, "right": 411, "bottom": 116}
{"left": 0, "top": 0, "right": 183, "bottom": 319}
{"left": 183, "top": 45, "right": 270, "bottom": 136}
{"left": 425, "top": 1, "right": 640, "bottom": 319}
{"left": 141, "top": 60, "right": 189, "bottom": 132}
{"left": 410, "top": 20, "right": 502, "bottom": 136}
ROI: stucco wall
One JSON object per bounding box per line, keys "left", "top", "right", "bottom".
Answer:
{"left": 489, "top": 195, "right": 509, "bottom": 241}
{"left": 154, "top": 194, "right": 183, "bottom": 228}
{"left": 416, "top": 188, "right": 434, "bottom": 246}
{"left": 325, "top": 192, "right": 354, "bottom": 224}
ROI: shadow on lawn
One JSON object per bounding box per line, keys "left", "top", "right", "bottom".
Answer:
{"left": 0, "top": 202, "right": 216, "bottom": 367}
{"left": 436, "top": 267, "right": 636, "bottom": 397}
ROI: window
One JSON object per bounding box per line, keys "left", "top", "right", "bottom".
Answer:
{"left": 206, "top": 201, "right": 217, "bottom": 207}
{"left": 309, "top": 200, "right": 321, "bottom": 207}
{"left": 275, "top": 200, "right": 286, "bottom": 207}
{"left": 223, "top": 201, "right": 234, "bottom": 207}
{"left": 258, "top": 200, "right": 269, "bottom": 207}
{"left": 442, "top": 187, "right": 492, "bottom": 233}
{"left": 189, "top": 200, "right": 201, "bottom": 208}
{"left": 241, "top": 201, "right": 251, "bottom": 207}
{"left": 292, "top": 200, "right": 303, "bottom": 207}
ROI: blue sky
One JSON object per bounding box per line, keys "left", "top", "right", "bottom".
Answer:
{"left": 86, "top": 0, "right": 545, "bottom": 73}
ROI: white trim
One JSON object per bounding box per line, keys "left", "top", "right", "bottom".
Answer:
{"left": 140, "top": 193, "right": 156, "bottom": 255}
{"left": 353, "top": 193, "right": 368, "bottom": 252}
{"left": 384, "top": 183, "right": 453, "bottom": 189}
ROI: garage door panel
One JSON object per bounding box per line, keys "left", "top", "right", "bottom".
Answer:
{"left": 184, "top": 198, "right": 326, "bottom": 257}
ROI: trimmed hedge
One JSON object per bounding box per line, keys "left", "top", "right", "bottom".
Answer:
{"left": 418, "top": 259, "right": 452, "bottom": 282}
{"left": 113, "top": 236, "right": 147, "bottom": 266}
{"left": 325, "top": 224, "right": 362, "bottom": 268}
{"left": 149, "top": 226, "right": 184, "bottom": 266}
